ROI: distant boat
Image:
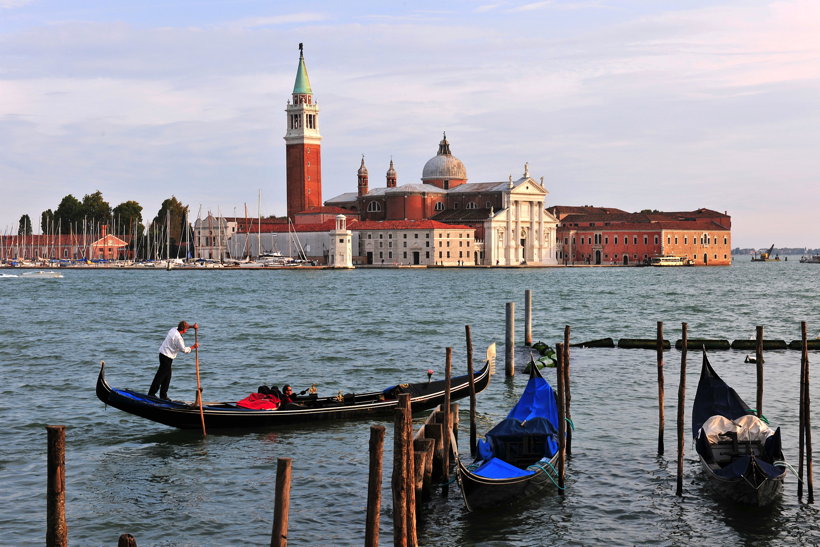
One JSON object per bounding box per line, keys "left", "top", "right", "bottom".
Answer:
{"left": 650, "top": 255, "right": 694, "bottom": 267}
{"left": 0, "top": 273, "right": 18, "bottom": 278}
{"left": 751, "top": 244, "right": 780, "bottom": 262}
{"left": 799, "top": 255, "right": 820, "bottom": 264}
{"left": 20, "top": 270, "right": 64, "bottom": 279}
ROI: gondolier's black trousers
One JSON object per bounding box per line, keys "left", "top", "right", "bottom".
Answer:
{"left": 148, "top": 353, "right": 174, "bottom": 399}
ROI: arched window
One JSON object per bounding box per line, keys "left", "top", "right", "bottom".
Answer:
{"left": 466, "top": 202, "right": 477, "bottom": 209}
{"left": 434, "top": 202, "right": 445, "bottom": 211}
{"left": 367, "top": 201, "right": 382, "bottom": 212}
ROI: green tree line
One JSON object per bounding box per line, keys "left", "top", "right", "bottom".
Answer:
{"left": 16, "top": 191, "right": 194, "bottom": 260}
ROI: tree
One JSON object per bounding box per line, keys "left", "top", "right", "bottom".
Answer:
{"left": 82, "top": 190, "right": 112, "bottom": 225}
{"left": 41, "top": 209, "right": 55, "bottom": 234}
{"left": 18, "top": 214, "right": 32, "bottom": 236}
{"left": 54, "top": 195, "right": 83, "bottom": 234}
{"left": 113, "top": 200, "right": 145, "bottom": 257}
{"left": 149, "top": 196, "right": 190, "bottom": 259}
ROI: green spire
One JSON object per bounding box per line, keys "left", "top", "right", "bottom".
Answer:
{"left": 293, "top": 43, "right": 312, "bottom": 95}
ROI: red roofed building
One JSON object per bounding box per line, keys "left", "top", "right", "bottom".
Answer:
{"left": 550, "top": 206, "right": 732, "bottom": 266}
{"left": 352, "top": 219, "right": 474, "bottom": 266}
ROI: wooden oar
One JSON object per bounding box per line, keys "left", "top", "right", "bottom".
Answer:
{"left": 194, "top": 325, "right": 206, "bottom": 438}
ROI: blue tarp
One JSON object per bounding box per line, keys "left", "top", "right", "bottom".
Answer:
{"left": 473, "top": 456, "right": 535, "bottom": 479}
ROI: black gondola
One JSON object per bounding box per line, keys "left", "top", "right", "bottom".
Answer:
{"left": 692, "top": 351, "right": 786, "bottom": 506}
{"left": 97, "top": 359, "right": 491, "bottom": 430}
{"left": 456, "top": 362, "right": 561, "bottom": 511}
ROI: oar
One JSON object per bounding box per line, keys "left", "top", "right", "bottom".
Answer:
{"left": 194, "top": 324, "right": 206, "bottom": 438}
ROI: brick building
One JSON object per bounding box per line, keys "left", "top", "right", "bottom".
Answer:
{"left": 550, "top": 206, "right": 732, "bottom": 265}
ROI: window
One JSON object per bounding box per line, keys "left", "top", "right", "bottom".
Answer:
{"left": 675, "top": 236, "right": 678, "bottom": 244}
{"left": 389, "top": 252, "right": 393, "bottom": 259}
{"left": 388, "top": 234, "right": 393, "bottom": 239}
{"left": 379, "top": 233, "right": 383, "bottom": 239}
{"left": 633, "top": 236, "right": 638, "bottom": 245}
{"left": 605, "top": 237, "right": 609, "bottom": 245}
{"left": 339, "top": 239, "right": 343, "bottom": 243}
{"left": 453, "top": 203, "right": 459, "bottom": 209}
{"left": 667, "top": 236, "right": 670, "bottom": 244}
{"left": 643, "top": 236, "right": 648, "bottom": 245}
{"left": 367, "top": 201, "right": 382, "bottom": 212}
{"left": 367, "top": 234, "right": 372, "bottom": 239}
{"left": 414, "top": 234, "right": 418, "bottom": 239}
{"left": 403, "top": 242, "right": 406, "bottom": 247}
{"left": 724, "top": 236, "right": 727, "bottom": 245}
{"left": 486, "top": 201, "right": 493, "bottom": 208}
{"left": 614, "top": 236, "right": 618, "bottom": 245}
{"left": 466, "top": 202, "right": 477, "bottom": 209}
{"left": 654, "top": 236, "right": 659, "bottom": 244}
{"left": 684, "top": 236, "right": 688, "bottom": 244}
{"left": 439, "top": 251, "right": 442, "bottom": 259}
{"left": 435, "top": 202, "right": 445, "bottom": 211}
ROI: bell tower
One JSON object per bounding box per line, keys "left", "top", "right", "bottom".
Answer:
{"left": 285, "top": 43, "right": 322, "bottom": 220}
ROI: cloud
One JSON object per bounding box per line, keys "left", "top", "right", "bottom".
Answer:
{"left": 226, "top": 12, "right": 329, "bottom": 29}
{"left": 0, "top": 0, "right": 33, "bottom": 9}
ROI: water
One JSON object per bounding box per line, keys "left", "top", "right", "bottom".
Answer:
{"left": 1, "top": 259, "right": 819, "bottom": 546}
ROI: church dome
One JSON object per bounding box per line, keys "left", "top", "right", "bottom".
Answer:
{"left": 421, "top": 133, "right": 467, "bottom": 182}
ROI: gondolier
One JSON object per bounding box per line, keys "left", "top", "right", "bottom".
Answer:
{"left": 148, "top": 321, "right": 199, "bottom": 400}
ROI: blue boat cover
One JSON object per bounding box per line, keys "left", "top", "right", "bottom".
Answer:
{"left": 474, "top": 367, "right": 560, "bottom": 474}
{"left": 473, "top": 456, "right": 536, "bottom": 479}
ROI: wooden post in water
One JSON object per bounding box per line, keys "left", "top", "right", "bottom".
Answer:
{"left": 365, "top": 425, "right": 385, "bottom": 547}
{"left": 118, "top": 534, "right": 137, "bottom": 547}
{"left": 271, "top": 457, "right": 292, "bottom": 547}
{"left": 799, "top": 322, "right": 806, "bottom": 501}
{"left": 524, "top": 289, "right": 533, "bottom": 347}
{"left": 676, "top": 323, "right": 688, "bottom": 497}
{"left": 46, "top": 425, "right": 67, "bottom": 547}
{"left": 563, "top": 325, "right": 572, "bottom": 456}
{"left": 657, "top": 321, "right": 665, "bottom": 456}
{"left": 803, "top": 322, "right": 814, "bottom": 503}
{"left": 505, "top": 302, "right": 515, "bottom": 376}
{"left": 555, "top": 343, "right": 567, "bottom": 490}
{"left": 414, "top": 437, "right": 434, "bottom": 499}
{"left": 756, "top": 325, "right": 764, "bottom": 418}
{"left": 392, "top": 395, "right": 409, "bottom": 547}
{"left": 465, "top": 325, "right": 477, "bottom": 457}
{"left": 402, "top": 396, "right": 416, "bottom": 545}
{"left": 442, "top": 348, "right": 452, "bottom": 496}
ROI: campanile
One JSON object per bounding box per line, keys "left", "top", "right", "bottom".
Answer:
{"left": 284, "top": 43, "right": 322, "bottom": 219}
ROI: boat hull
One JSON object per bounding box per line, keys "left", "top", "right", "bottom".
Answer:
{"left": 697, "top": 456, "right": 785, "bottom": 506}
{"left": 97, "top": 361, "right": 491, "bottom": 430}
{"left": 457, "top": 454, "right": 560, "bottom": 511}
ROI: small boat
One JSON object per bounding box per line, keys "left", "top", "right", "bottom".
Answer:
{"left": 97, "top": 358, "right": 491, "bottom": 430}
{"left": 799, "top": 255, "right": 820, "bottom": 264}
{"left": 692, "top": 352, "right": 786, "bottom": 506}
{"left": 650, "top": 255, "right": 694, "bottom": 267}
{"left": 456, "top": 363, "right": 561, "bottom": 511}
{"left": 0, "top": 273, "right": 18, "bottom": 278}
{"left": 20, "top": 270, "right": 64, "bottom": 278}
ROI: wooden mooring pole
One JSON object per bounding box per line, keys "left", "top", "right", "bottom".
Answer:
{"left": 676, "top": 323, "right": 688, "bottom": 497}
{"left": 524, "top": 289, "right": 533, "bottom": 347}
{"left": 392, "top": 394, "right": 411, "bottom": 547}
{"left": 442, "top": 348, "right": 452, "bottom": 497}
{"left": 365, "top": 425, "right": 385, "bottom": 547}
{"left": 271, "top": 457, "right": 292, "bottom": 547}
{"left": 802, "top": 322, "right": 814, "bottom": 503}
{"left": 563, "top": 325, "right": 572, "bottom": 456}
{"left": 465, "top": 325, "right": 477, "bottom": 457}
{"left": 556, "top": 343, "right": 567, "bottom": 491}
{"left": 46, "top": 425, "right": 67, "bottom": 547}
{"left": 756, "top": 325, "right": 764, "bottom": 418}
{"left": 657, "top": 321, "right": 665, "bottom": 456}
{"left": 505, "top": 302, "right": 515, "bottom": 377}
{"left": 403, "top": 396, "right": 417, "bottom": 545}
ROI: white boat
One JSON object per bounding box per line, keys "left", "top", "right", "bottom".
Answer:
{"left": 20, "top": 270, "right": 64, "bottom": 278}
{"left": 650, "top": 255, "right": 693, "bottom": 267}
{"left": 799, "top": 255, "right": 820, "bottom": 264}
{"left": 0, "top": 273, "right": 18, "bottom": 278}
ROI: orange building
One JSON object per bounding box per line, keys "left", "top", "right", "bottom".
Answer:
{"left": 551, "top": 207, "right": 731, "bottom": 266}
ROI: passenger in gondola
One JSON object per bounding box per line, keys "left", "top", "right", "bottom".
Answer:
{"left": 279, "top": 384, "right": 308, "bottom": 409}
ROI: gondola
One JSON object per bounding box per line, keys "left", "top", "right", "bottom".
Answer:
{"left": 692, "top": 351, "right": 786, "bottom": 506}
{"left": 456, "top": 361, "right": 561, "bottom": 511}
{"left": 96, "top": 358, "right": 491, "bottom": 430}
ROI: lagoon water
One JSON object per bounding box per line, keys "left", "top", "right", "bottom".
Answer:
{"left": 1, "top": 259, "right": 819, "bottom": 545}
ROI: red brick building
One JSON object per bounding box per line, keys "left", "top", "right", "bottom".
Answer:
{"left": 1, "top": 225, "right": 130, "bottom": 262}
{"left": 551, "top": 207, "right": 732, "bottom": 266}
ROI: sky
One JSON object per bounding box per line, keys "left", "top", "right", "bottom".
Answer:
{"left": 1, "top": 0, "right": 818, "bottom": 248}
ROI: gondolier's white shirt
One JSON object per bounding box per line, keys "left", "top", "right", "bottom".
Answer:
{"left": 159, "top": 328, "right": 192, "bottom": 359}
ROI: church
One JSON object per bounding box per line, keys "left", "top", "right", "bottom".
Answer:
{"left": 285, "top": 45, "right": 559, "bottom": 266}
